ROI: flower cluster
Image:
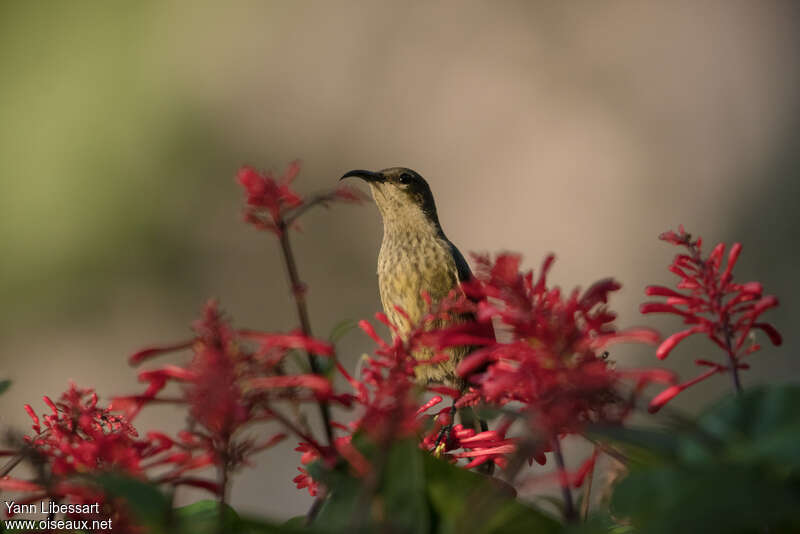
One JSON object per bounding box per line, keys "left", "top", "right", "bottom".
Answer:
{"left": 291, "top": 306, "right": 453, "bottom": 493}
{"left": 292, "top": 252, "right": 676, "bottom": 494}
{"left": 117, "top": 300, "right": 349, "bottom": 500}
{"left": 447, "top": 253, "right": 671, "bottom": 439}
{"left": 24, "top": 384, "right": 139, "bottom": 476}
{"left": 349, "top": 296, "right": 525, "bottom": 469}
{"left": 292, "top": 293, "right": 516, "bottom": 493}
{"left": 421, "top": 418, "right": 517, "bottom": 470}
{"left": 642, "top": 226, "right": 782, "bottom": 411}
{"left": 0, "top": 385, "right": 210, "bottom": 531}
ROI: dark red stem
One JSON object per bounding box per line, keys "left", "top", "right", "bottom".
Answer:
{"left": 722, "top": 322, "right": 743, "bottom": 394}
{"left": 0, "top": 454, "right": 23, "bottom": 477}
{"left": 552, "top": 437, "right": 577, "bottom": 523}
{"left": 218, "top": 452, "right": 229, "bottom": 506}
{"left": 276, "top": 222, "right": 334, "bottom": 447}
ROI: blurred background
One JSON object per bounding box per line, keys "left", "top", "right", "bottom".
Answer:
{"left": 1, "top": 0, "right": 798, "bottom": 520}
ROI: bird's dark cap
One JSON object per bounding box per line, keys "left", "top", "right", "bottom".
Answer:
{"left": 340, "top": 169, "right": 384, "bottom": 183}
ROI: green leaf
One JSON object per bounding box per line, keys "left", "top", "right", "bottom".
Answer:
{"left": 561, "top": 513, "right": 630, "bottom": 534}
{"left": 697, "top": 384, "right": 800, "bottom": 441}
{"left": 612, "top": 464, "right": 800, "bottom": 534}
{"left": 238, "top": 516, "right": 314, "bottom": 533}
{"left": 586, "top": 425, "right": 682, "bottom": 466}
{"left": 694, "top": 384, "right": 800, "bottom": 472}
{"left": 282, "top": 516, "right": 307, "bottom": 528}
{"left": 307, "top": 458, "right": 365, "bottom": 532}
{"left": 423, "top": 453, "right": 560, "bottom": 534}
{"left": 90, "top": 473, "right": 171, "bottom": 532}
{"left": 175, "top": 500, "right": 241, "bottom": 534}
{"left": 309, "top": 434, "right": 558, "bottom": 534}
{"left": 380, "top": 439, "right": 430, "bottom": 534}
{"left": 0, "top": 380, "right": 10, "bottom": 396}
{"left": 608, "top": 384, "right": 800, "bottom": 533}
{"left": 173, "top": 501, "right": 314, "bottom": 534}
{"left": 309, "top": 438, "right": 431, "bottom": 533}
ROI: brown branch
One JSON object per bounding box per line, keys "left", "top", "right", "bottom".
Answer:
{"left": 0, "top": 453, "right": 23, "bottom": 478}
{"left": 276, "top": 222, "right": 334, "bottom": 448}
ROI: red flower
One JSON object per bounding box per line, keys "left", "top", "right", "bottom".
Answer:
{"left": 343, "top": 293, "right": 479, "bottom": 443}
{"left": 23, "top": 384, "right": 140, "bottom": 477}
{"left": 289, "top": 294, "right": 497, "bottom": 496}
{"left": 422, "top": 420, "right": 518, "bottom": 470}
{"left": 118, "top": 300, "right": 343, "bottom": 499}
{"left": 238, "top": 162, "right": 303, "bottom": 226}
{"left": 451, "top": 253, "right": 668, "bottom": 439}
{"left": 293, "top": 467, "right": 319, "bottom": 497}
{"left": 5, "top": 384, "right": 214, "bottom": 531}
{"left": 642, "top": 226, "right": 782, "bottom": 410}
{"left": 236, "top": 162, "right": 365, "bottom": 235}
{"left": 286, "top": 258, "right": 671, "bottom": 495}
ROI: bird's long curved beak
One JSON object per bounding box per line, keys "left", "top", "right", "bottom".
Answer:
{"left": 340, "top": 169, "right": 384, "bottom": 183}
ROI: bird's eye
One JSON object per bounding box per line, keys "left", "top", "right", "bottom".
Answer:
{"left": 399, "top": 173, "right": 413, "bottom": 184}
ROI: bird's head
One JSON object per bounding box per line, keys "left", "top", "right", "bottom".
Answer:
{"left": 340, "top": 167, "right": 440, "bottom": 229}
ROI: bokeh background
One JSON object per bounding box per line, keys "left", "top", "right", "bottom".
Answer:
{"left": 2, "top": 0, "right": 798, "bottom": 520}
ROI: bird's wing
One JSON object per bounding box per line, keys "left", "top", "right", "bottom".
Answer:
{"left": 447, "top": 240, "right": 474, "bottom": 284}
{"left": 448, "top": 239, "right": 496, "bottom": 336}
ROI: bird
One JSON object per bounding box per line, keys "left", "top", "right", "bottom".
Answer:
{"left": 340, "top": 167, "right": 480, "bottom": 388}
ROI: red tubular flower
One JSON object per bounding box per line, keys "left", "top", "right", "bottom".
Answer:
{"left": 451, "top": 253, "right": 667, "bottom": 440}
{"left": 0, "top": 478, "right": 43, "bottom": 493}
{"left": 238, "top": 162, "right": 303, "bottom": 227}
{"left": 298, "top": 253, "right": 670, "bottom": 494}
{"left": 246, "top": 374, "right": 334, "bottom": 398}
{"left": 342, "top": 295, "right": 477, "bottom": 444}
{"left": 409, "top": 249, "right": 675, "bottom": 515}
{"left": 6, "top": 384, "right": 217, "bottom": 530}
{"left": 642, "top": 226, "right": 782, "bottom": 409}
{"left": 297, "top": 260, "right": 669, "bottom": 496}
{"left": 293, "top": 467, "right": 320, "bottom": 497}
{"left": 239, "top": 330, "right": 334, "bottom": 356}
{"left": 571, "top": 449, "right": 599, "bottom": 488}
{"left": 236, "top": 162, "right": 365, "bottom": 235}
{"left": 118, "top": 300, "right": 341, "bottom": 501}
{"left": 423, "top": 423, "right": 518, "bottom": 470}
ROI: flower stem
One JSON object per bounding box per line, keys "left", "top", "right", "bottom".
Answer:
{"left": 305, "top": 491, "right": 326, "bottom": 525}
{"left": 722, "top": 323, "right": 743, "bottom": 395}
{"left": 218, "top": 450, "right": 230, "bottom": 506}
{"left": 552, "top": 437, "right": 577, "bottom": 523}
{"left": 218, "top": 456, "right": 229, "bottom": 534}
{"left": 0, "top": 454, "right": 23, "bottom": 477}
{"left": 276, "top": 224, "right": 334, "bottom": 447}
{"left": 581, "top": 447, "right": 598, "bottom": 521}
{"left": 267, "top": 407, "right": 325, "bottom": 454}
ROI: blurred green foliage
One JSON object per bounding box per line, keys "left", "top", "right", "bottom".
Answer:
{"left": 605, "top": 385, "right": 800, "bottom": 533}
{"left": 0, "top": 2, "right": 235, "bottom": 335}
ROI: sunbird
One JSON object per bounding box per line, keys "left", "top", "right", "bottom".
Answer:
{"left": 340, "top": 167, "right": 480, "bottom": 388}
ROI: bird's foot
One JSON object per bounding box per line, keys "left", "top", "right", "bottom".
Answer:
{"left": 433, "top": 399, "right": 458, "bottom": 450}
